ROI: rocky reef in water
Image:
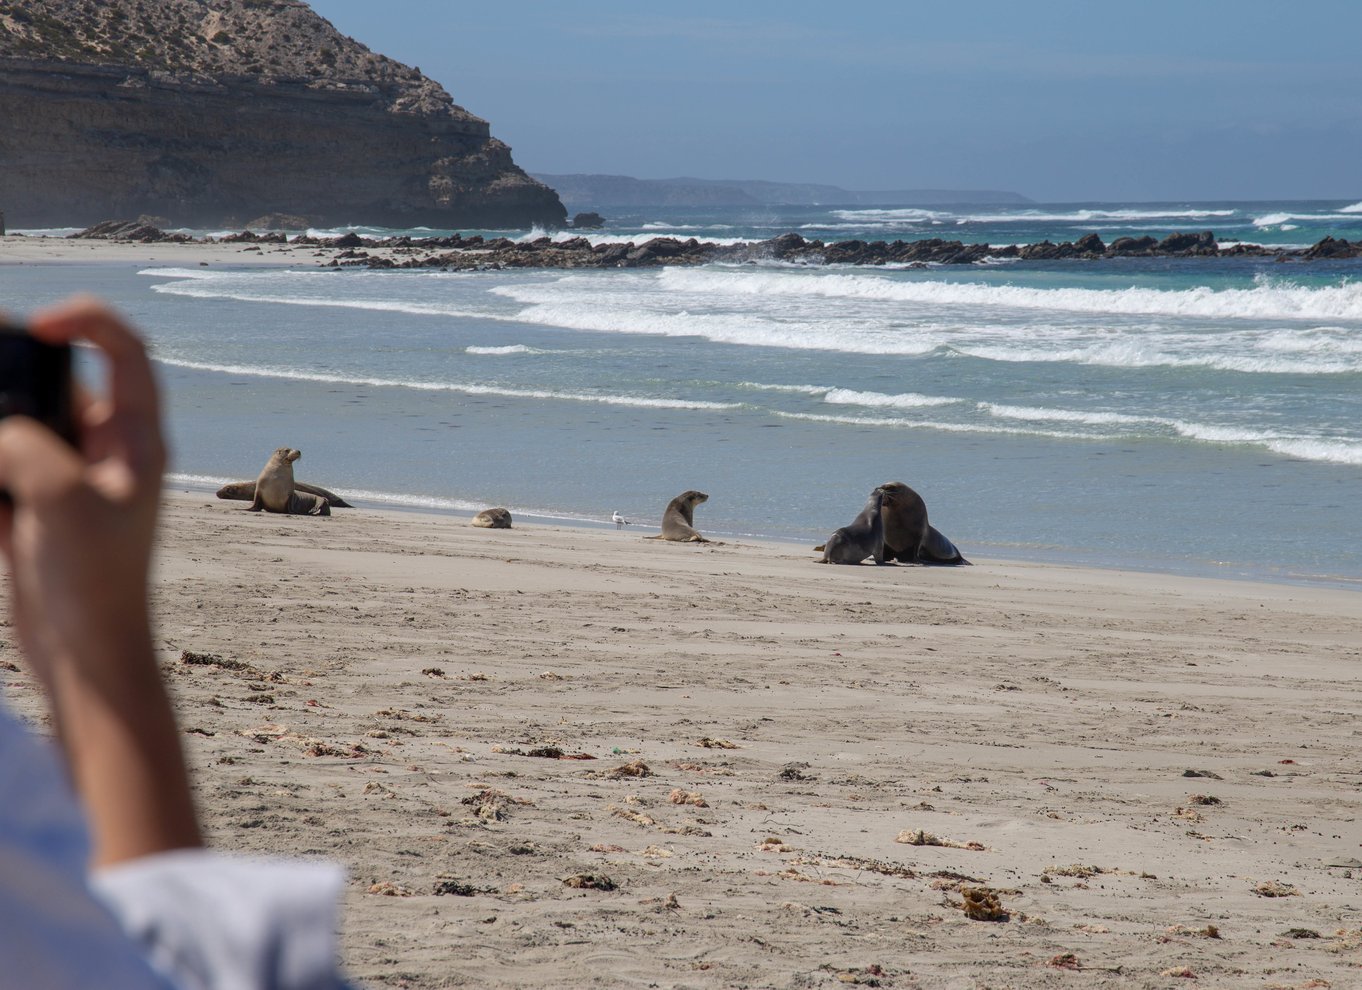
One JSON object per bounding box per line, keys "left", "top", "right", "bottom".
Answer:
{"left": 67, "top": 221, "right": 1362, "bottom": 269}
{"left": 333, "top": 230, "right": 1362, "bottom": 269}
{"left": 0, "top": 0, "right": 564, "bottom": 229}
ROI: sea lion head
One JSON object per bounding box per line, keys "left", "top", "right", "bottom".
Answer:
{"left": 273, "top": 447, "right": 302, "bottom": 464}
{"left": 878, "top": 481, "right": 910, "bottom": 505}
{"left": 681, "top": 490, "right": 708, "bottom": 505}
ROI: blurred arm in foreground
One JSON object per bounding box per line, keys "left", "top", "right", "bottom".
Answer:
{"left": 0, "top": 299, "right": 349, "bottom": 990}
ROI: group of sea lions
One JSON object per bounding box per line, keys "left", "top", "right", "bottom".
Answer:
{"left": 217, "top": 451, "right": 966, "bottom": 566}
{"left": 215, "top": 448, "right": 351, "bottom": 515}
{"left": 642, "top": 485, "right": 967, "bottom": 566}
{"left": 818, "top": 482, "right": 968, "bottom": 565}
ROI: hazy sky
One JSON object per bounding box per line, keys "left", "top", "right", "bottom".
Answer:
{"left": 306, "top": 1, "right": 1361, "bottom": 203}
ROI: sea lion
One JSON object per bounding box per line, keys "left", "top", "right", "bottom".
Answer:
{"left": 879, "top": 481, "right": 968, "bottom": 564}
{"left": 645, "top": 490, "right": 710, "bottom": 543}
{"left": 247, "top": 448, "right": 330, "bottom": 516}
{"left": 821, "top": 486, "right": 888, "bottom": 564}
{"left": 471, "top": 507, "right": 512, "bottom": 529}
{"left": 216, "top": 479, "right": 353, "bottom": 509}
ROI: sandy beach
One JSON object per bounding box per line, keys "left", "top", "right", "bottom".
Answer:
{"left": 5, "top": 490, "right": 1359, "bottom": 988}
{"left": 1, "top": 232, "right": 345, "bottom": 267}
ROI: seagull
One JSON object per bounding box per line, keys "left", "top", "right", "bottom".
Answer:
{"left": 612, "top": 510, "right": 631, "bottom": 527}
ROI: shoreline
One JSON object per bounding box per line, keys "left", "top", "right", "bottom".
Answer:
{"left": 9, "top": 488, "right": 1361, "bottom": 987}
{"left": 169, "top": 478, "right": 1362, "bottom": 594}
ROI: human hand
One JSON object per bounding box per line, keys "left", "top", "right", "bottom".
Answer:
{"left": 0, "top": 298, "right": 198, "bottom": 866}
{"left": 0, "top": 297, "right": 165, "bottom": 681}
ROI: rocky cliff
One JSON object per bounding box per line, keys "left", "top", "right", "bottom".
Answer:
{"left": 0, "top": 0, "right": 564, "bottom": 228}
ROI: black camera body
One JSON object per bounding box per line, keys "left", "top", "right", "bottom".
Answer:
{"left": 0, "top": 323, "right": 76, "bottom": 444}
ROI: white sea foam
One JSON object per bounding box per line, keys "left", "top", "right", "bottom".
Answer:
{"left": 652, "top": 267, "right": 1362, "bottom": 323}
{"left": 738, "top": 382, "right": 831, "bottom": 394}
{"left": 490, "top": 296, "right": 944, "bottom": 356}
{"left": 834, "top": 207, "right": 1237, "bottom": 225}
{"left": 166, "top": 472, "right": 235, "bottom": 488}
{"left": 1340, "top": 201, "right": 1362, "bottom": 214}
{"left": 1251, "top": 211, "right": 1359, "bottom": 227}
{"left": 465, "top": 344, "right": 545, "bottom": 355}
{"left": 830, "top": 208, "right": 952, "bottom": 223}
{"left": 823, "top": 388, "right": 959, "bottom": 409}
{"left": 955, "top": 340, "right": 1360, "bottom": 375}
{"left": 979, "top": 403, "right": 1149, "bottom": 426}
{"left": 1262, "top": 437, "right": 1362, "bottom": 465}
{"left": 773, "top": 410, "right": 1099, "bottom": 440}
{"left": 776, "top": 407, "right": 1362, "bottom": 466}
{"left": 155, "top": 356, "right": 739, "bottom": 411}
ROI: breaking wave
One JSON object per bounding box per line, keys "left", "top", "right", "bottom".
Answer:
{"left": 154, "top": 356, "right": 739, "bottom": 411}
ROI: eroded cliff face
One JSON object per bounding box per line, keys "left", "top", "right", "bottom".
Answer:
{"left": 0, "top": 0, "right": 564, "bottom": 228}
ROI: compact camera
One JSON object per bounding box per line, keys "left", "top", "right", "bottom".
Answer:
{"left": 0, "top": 323, "right": 76, "bottom": 444}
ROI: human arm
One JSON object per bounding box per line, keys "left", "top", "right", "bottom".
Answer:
{"left": 0, "top": 298, "right": 201, "bottom": 866}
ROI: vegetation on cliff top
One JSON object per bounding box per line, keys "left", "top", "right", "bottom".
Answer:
{"left": 0, "top": 0, "right": 471, "bottom": 117}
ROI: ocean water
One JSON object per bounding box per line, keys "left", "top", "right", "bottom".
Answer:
{"left": 4, "top": 199, "right": 1361, "bottom": 587}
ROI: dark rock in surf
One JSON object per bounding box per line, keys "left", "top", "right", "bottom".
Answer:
{"left": 1106, "top": 235, "right": 1158, "bottom": 255}
{"left": 1303, "top": 236, "right": 1358, "bottom": 259}
{"left": 1073, "top": 232, "right": 1106, "bottom": 255}
{"left": 1158, "top": 230, "right": 1218, "bottom": 255}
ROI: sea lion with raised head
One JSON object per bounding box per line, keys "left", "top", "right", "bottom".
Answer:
{"left": 247, "top": 448, "right": 330, "bottom": 516}
{"left": 645, "top": 490, "right": 711, "bottom": 543}
{"left": 471, "top": 507, "right": 512, "bottom": 529}
{"left": 821, "top": 486, "right": 888, "bottom": 564}
{"left": 879, "top": 481, "right": 968, "bottom": 564}
{"left": 217, "top": 479, "right": 353, "bottom": 508}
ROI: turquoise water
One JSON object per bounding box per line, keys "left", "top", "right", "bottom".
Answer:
{"left": 3, "top": 200, "right": 1361, "bottom": 587}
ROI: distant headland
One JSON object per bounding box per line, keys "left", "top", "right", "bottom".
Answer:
{"left": 532, "top": 173, "right": 1033, "bottom": 209}
{"left": 0, "top": 0, "right": 564, "bottom": 229}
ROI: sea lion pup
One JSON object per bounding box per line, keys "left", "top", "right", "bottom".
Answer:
{"left": 471, "top": 507, "right": 512, "bottom": 529}
{"left": 644, "top": 490, "right": 711, "bottom": 543}
{"left": 879, "top": 481, "right": 969, "bottom": 564}
{"left": 821, "top": 486, "right": 888, "bottom": 564}
{"left": 216, "top": 479, "right": 353, "bottom": 509}
{"left": 247, "top": 448, "right": 330, "bottom": 516}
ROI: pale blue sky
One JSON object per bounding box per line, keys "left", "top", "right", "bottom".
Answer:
{"left": 306, "top": 1, "right": 1361, "bottom": 202}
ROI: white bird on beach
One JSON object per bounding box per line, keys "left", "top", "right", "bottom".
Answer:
{"left": 612, "top": 510, "right": 631, "bottom": 527}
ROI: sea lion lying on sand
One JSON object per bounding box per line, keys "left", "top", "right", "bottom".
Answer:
{"left": 240, "top": 448, "right": 330, "bottom": 516}
{"left": 645, "top": 490, "right": 711, "bottom": 543}
{"left": 471, "top": 507, "right": 512, "bottom": 529}
{"left": 821, "top": 486, "right": 888, "bottom": 564}
{"left": 879, "top": 481, "right": 969, "bottom": 564}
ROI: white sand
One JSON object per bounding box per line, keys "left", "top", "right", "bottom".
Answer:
{"left": 9, "top": 490, "right": 1360, "bottom": 988}
{"left": 1, "top": 233, "right": 349, "bottom": 267}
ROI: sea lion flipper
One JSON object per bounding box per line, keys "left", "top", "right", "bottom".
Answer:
{"left": 287, "top": 491, "right": 330, "bottom": 516}
{"left": 921, "top": 525, "right": 967, "bottom": 564}
{"left": 294, "top": 481, "right": 353, "bottom": 509}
